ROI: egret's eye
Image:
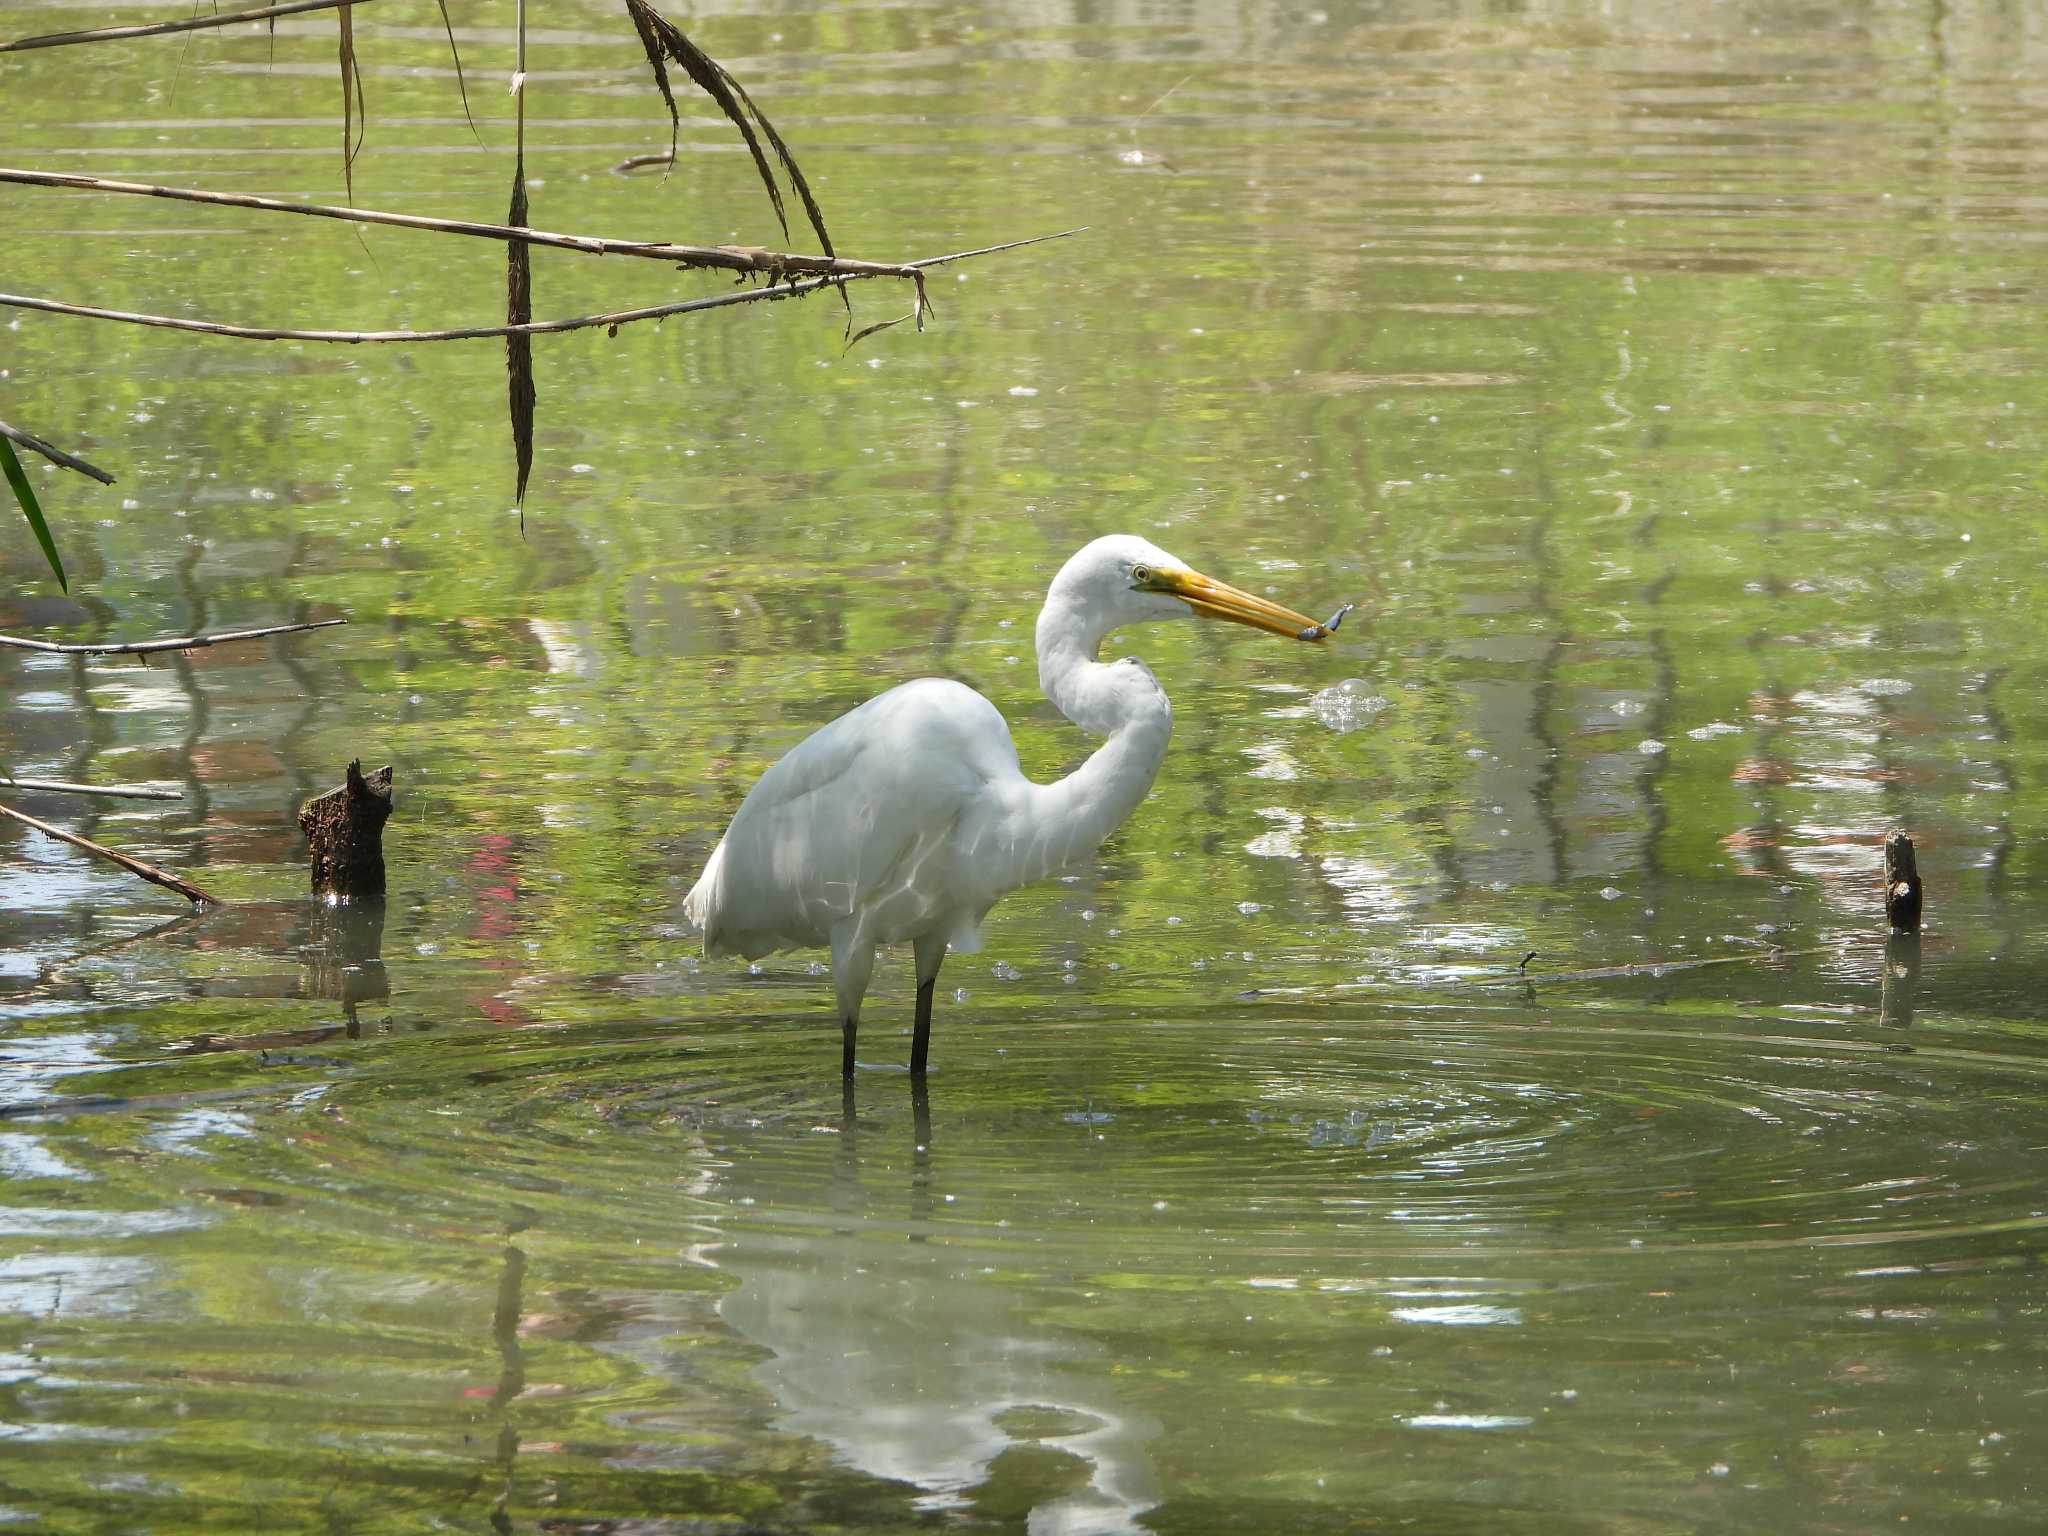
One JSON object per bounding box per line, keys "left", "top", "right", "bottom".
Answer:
{"left": 1130, "top": 564, "right": 1152, "bottom": 587}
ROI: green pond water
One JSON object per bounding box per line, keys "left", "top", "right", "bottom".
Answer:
{"left": 4, "top": 0, "right": 2047, "bottom": 1529}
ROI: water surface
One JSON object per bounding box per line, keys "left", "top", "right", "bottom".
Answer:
{"left": 3, "top": 0, "right": 2046, "bottom": 1529}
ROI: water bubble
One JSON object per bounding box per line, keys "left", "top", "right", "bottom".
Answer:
{"left": 1600, "top": 886, "right": 1623, "bottom": 901}
{"left": 1637, "top": 738, "right": 1666, "bottom": 756}
{"left": 1312, "top": 679, "right": 1394, "bottom": 734}
{"left": 1236, "top": 901, "right": 1263, "bottom": 916}
{"left": 991, "top": 961, "right": 1021, "bottom": 981}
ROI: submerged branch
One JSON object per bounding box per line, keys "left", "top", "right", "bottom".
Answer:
{"left": 0, "top": 0, "right": 372, "bottom": 53}
{"left": 0, "top": 418, "right": 116, "bottom": 485}
{"left": 0, "top": 802, "right": 221, "bottom": 907}
{"left": 0, "top": 230, "right": 1081, "bottom": 345}
{"left": 0, "top": 618, "right": 346, "bottom": 656}
{"left": 1466, "top": 943, "right": 1849, "bottom": 986}
{"left": 0, "top": 777, "right": 182, "bottom": 801}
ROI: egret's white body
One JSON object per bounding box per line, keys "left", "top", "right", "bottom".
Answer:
{"left": 684, "top": 535, "right": 1339, "bottom": 1076}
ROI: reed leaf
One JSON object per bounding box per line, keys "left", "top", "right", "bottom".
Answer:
{"left": 337, "top": 5, "right": 366, "bottom": 199}
{"left": 620, "top": 0, "right": 833, "bottom": 256}
{"left": 433, "top": 0, "right": 480, "bottom": 143}
{"left": 1, "top": 435, "right": 67, "bottom": 591}
{"left": 507, "top": 167, "right": 535, "bottom": 518}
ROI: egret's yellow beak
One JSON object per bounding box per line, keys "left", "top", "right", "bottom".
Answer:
{"left": 1148, "top": 567, "right": 1352, "bottom": 643}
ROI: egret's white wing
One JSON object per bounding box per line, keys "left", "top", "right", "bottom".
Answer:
{"left": 685, "top": 679, "right": 1020, "bottom": 959}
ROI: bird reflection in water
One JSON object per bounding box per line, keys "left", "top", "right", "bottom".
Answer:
{"left": 710, "top": 1077, "right": 1161, "bottom": 1534}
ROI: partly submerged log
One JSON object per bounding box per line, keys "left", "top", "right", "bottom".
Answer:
{"left": 299, "top": 760, "right": 392, "bottom": 900}
{"left": 1883, "top": 829, "right": 1922, "bottom": 934}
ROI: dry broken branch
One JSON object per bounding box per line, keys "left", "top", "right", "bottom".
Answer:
{"left": 0, "top": 777, "right": 182, "bottom": 801}
{"left": 0, "top": 231, "right": 1079, "bottom": 344}
{"left": 0, "top": 618, "right": 346, "bottom": 656}
{"left": 0, "top": 0, "right": 372, "bottom": 53}
{"left": 0, "top": 802, "right": 221, "bottom": 906}
{"left": 0, "top": 170, "right": 894, "bottom": 277}
{"left": 0, "top": 418, "right": 115, "bottom": 484}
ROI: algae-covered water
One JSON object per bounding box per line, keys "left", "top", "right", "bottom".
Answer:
{"left": 3, "top": 0, "right": 2046, "bottom": 1529}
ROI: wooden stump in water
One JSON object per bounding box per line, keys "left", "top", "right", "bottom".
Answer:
{"left": 299, "top": 760, "right": 393, "bottom": 900}
{"left": 1882, "top": 829, "right": 1922, "bottom": 934}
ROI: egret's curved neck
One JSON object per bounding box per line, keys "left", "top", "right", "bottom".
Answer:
{"left": 1016, "top": 593, "right": 1174, "bottom": 881}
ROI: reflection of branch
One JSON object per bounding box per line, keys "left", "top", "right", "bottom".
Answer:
{"left": 488, "top": 1211, "right": 534, "bottom": 1535}
{"left": 0, "top": 618, "right": 345, "bottom": 655}
{"left": 0, "top": 907, "right": 204, "bottom": 1006}
{"left": 0, "top": 801, "right": 221, "bottom": 906}
{"left": 0, "top": 232, "right": 1079, "bottom": 346}
{"left": 1, "top": 0, "right": 372, "bottom": 53}
{"left": 0, "top": 776, "right": 180, "bottom": 800}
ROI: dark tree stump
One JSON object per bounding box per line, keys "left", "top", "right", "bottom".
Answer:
{"left": 299, "top": 760, "right": 392, "bottom": 900}
{"left": 1882, "top": 829, "right": 1922, "bottom": 934}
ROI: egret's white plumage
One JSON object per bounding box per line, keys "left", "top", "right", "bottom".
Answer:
{"left": 684, "top": 534, "right": 1341, "bottom": 1077}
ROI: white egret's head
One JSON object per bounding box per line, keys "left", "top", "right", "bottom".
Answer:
{"left": 1048, "top": 534, "right": 1346, "bottom": 642}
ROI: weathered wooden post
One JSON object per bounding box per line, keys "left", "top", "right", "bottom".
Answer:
{"left": 1878, "top": 829, "right": 1923, "bottom": 1033}
{"left": 299, "top": 760, "right": 392, "bottom": 901}
{"left": 1882, "top": 829, "right": 1922, "bottom": 934}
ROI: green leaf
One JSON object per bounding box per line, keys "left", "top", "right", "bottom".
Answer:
{"left": 0, "top": 434, "right": 67, "bottom": 591}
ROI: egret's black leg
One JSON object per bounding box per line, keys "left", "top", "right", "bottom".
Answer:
{"left": 912, "top": 1072, "right": 932, "bottom": 1163}
{"left": 842, "top": 1014, "right": 857, "bottom": 1080}
{"left": 910, "top": 933, "right": 947, "bottom": 1078}
{"left": 911, "top": 977, "right": 936, "bottom": 1077}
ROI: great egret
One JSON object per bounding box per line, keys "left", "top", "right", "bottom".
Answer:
{"left": 684, "top": 534, "right": 1347, "bottom": 1078}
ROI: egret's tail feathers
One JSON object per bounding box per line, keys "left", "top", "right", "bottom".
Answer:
{"left": 682, "top": 841, "right": 725, "bottom": 950}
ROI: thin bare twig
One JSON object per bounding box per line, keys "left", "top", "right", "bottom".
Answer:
{"left": 0, "top": 777, "right": 182, "bottom": 801}
{"left": 0, "top": 0, "right": 372, "bottom": 53}
{"left": 0, "top": 231, "right": 1082, "bottom": 345}
{"left": 0, "top": 802, "right": 221, "bottom": 906}
{"left": 0, "top": 169, "right": 915, "bottom": 278}
{"left": 0, "top": 418, "right": 116, "bottom": 485}
{"left": 0, "top": 618, "right": 346, "bottom": 656}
